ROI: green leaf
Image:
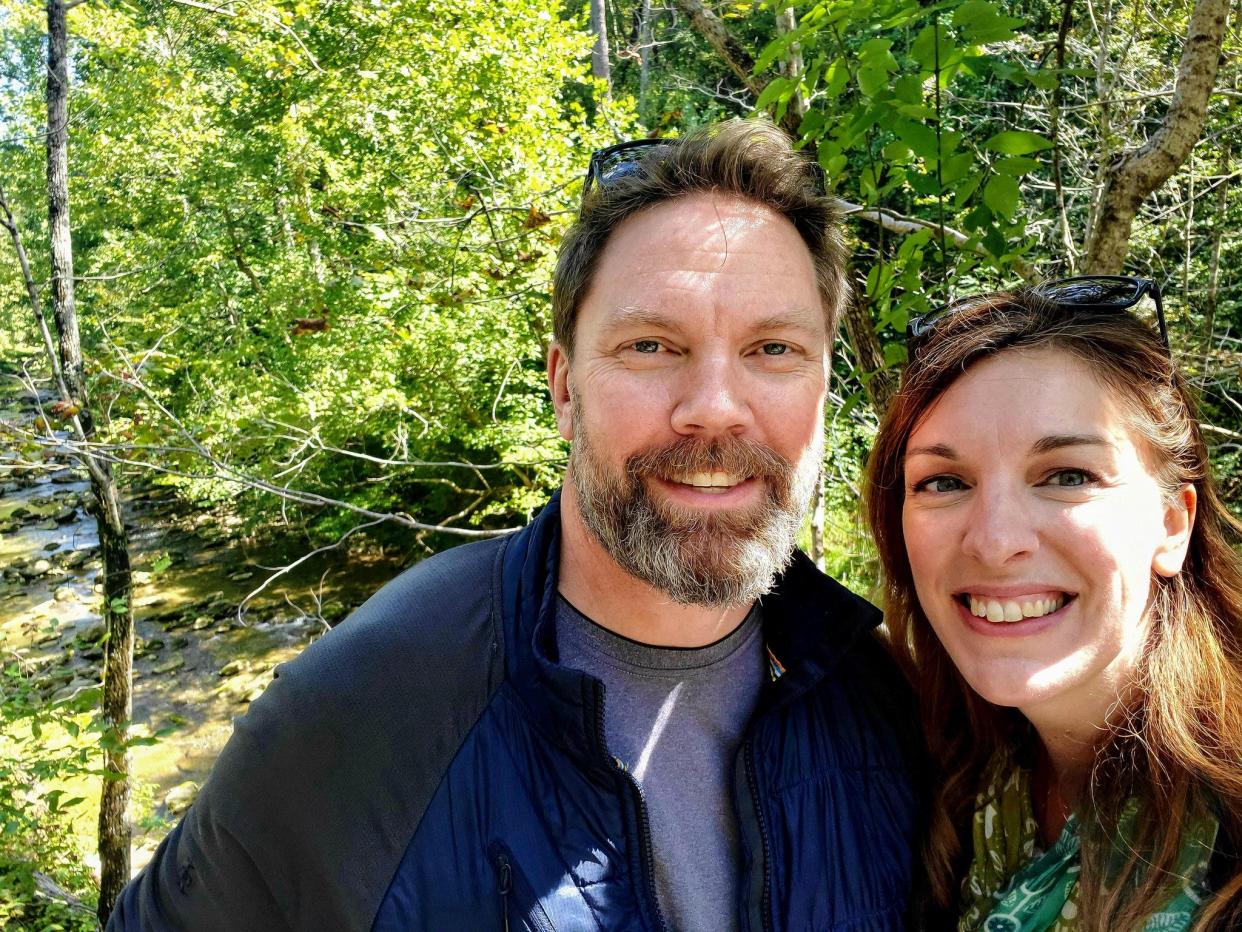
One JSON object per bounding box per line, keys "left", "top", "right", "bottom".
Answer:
{"left": 893, "top": 120, "right": 941, "bottom": 161}
{"left": 911, "top": 24, "right": 956, "bottom": 73}
{"left": 755, "top": 76, "right": 791, "bottom": 111}
{"left": 798, "top": 109, "right": 826, "bottom": 139}
{"left": 994, "top": 156, "right": 1041, "bottom": 177}
{"left": 983, "top": 130, "right": 1054, "bottom": 155}
{"left": 882, "top": 140, "right": 911, "bottom": 161}
{"left": 822, "top": 59, "right": 849, "bottom": 98}
{"left": 109, "top": 597, "right": 128, "bottom": 615}
{"left": 953, "top": 1, "right": 1024, "bottom": 45}
{"left": 754, "top": 32, "right": 799, "bottom": 75}
{"left": 893, "top": 74, "right": 923, "bottom": 105}
{"left": 151, "top": 553, "right": 173, "bottom": 574}
{"left": 983, "top": 174, "right": 1021, "bottom": 219}
{"left": 1029, "top": 68, "right": 1061, "bottom": 90}
{"left": 857, "top": 38, "right": 897, "bottom": 97}
{"left": 939, "top": 152, "right": 976, "bottom": 185}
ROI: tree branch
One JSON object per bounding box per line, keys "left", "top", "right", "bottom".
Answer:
{"left": 1082, "top": 0, "right": 1231, "bottom": 272}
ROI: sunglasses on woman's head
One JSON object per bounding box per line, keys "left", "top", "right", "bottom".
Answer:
{"left": 906, "top": 275, "right": 1169, "bottom": 353}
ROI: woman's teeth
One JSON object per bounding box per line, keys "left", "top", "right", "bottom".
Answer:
{"left": 966, "top": 594, "right": 1065, "bottom": 622}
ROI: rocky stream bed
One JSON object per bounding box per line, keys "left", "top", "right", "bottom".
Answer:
{"left": 0, "top": 383, "right": 407, "bottom": 876}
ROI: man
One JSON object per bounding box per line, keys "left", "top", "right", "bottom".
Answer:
{"left": 108, "top": 119, "right": 920, "bottom": 932}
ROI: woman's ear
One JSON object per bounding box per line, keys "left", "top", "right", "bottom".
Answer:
{"left": 1153, "top": 483, "right": 1197, "bottom": 577}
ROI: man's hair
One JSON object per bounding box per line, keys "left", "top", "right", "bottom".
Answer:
{"left": 552, "top": 118, "right": 849, "bottom": 354}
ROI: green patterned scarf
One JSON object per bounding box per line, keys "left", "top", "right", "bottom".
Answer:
{"left": 959, "top": 748, "right": 1217, "bottom": 932}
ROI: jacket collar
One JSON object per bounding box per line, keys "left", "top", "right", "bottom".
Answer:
{"left": 499, "top": 491, "right": 884, "bottom": 766}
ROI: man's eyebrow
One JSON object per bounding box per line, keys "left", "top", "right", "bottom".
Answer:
{"left": 601, "top": 306, "right": 681, "bottom": 332}
{"left": 1030, "top": 434, "right": 1114, "bottom": 455}
{"left": 904, "top": 443, "right": 956, "bottom": 461}
{"left": 747, "top": 309, "right": 824, "bottom": 334}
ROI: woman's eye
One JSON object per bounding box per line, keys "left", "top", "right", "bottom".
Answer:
{"left": 632, "top": 340, "right": 661, "bottom": 354}
{"left": 1044, "top": 469, "right": 1093, "bottom": 488}
{"left": 761, "top": 342, "right": 789, "bottom": 356}
{"left": 914, "top": 475, "right": 966, "bottom": 494}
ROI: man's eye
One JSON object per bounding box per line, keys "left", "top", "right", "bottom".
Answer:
{"left": 761, "top": 343, "right": 789, "bottom": 356}
{"left": 632, "top": 340, "right": 661, "bottom": 354}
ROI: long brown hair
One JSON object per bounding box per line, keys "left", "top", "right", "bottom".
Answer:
{"left": 865, "top": 291, "right": 1242, "bottom": 930}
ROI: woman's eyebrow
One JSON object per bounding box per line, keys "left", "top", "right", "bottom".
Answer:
{"left": 1029, "top": 434, "right": 1113, "bottom": 455}
{"left": 904, "top": 443, "right": 956, "bottom": 462}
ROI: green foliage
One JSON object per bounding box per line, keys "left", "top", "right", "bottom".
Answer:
{"left": 1, "top": 0, "right": 639, "bottom": 544}
{"left": 0, "top": 661, "right": 99, "bottom": 928}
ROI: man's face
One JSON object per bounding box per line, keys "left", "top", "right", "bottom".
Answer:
{"left": 548, "top": 192, "right": 831, "bottom": 605}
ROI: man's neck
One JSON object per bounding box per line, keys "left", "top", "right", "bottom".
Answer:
{"left": 556, "top": 483, "right": 753, "bottom": 648}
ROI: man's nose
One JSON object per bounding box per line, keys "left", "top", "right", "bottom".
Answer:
{"left": 670, "top": 351, "right": 753, "bottom": 437}
{"left": 959, "top": 484, "right": 1039, "bottom": 567}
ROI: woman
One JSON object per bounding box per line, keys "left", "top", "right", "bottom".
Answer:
{"left": 864, "top": 281, "right": 1242, "bottom": 930}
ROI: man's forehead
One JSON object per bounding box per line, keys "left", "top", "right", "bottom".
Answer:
{"left": 613, "top": 191, "right": 797, "bottom": 250}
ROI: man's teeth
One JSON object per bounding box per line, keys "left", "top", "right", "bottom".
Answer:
{"left": 967, "top": 594, "right": 1065, "bottom": 623}
{"left": 676, "top": 471, "right": 743, "bottom": 493}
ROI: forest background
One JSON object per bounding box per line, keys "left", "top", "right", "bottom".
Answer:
{"left": 0, "top": 0, "right": 1240, "bottom": 925}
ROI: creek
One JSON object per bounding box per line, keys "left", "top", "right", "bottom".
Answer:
{"left": 0, "top": 379, "right": 408, "bottom": 874}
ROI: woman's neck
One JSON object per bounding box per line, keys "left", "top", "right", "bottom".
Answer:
{"left": 1030, "top": 738, "right": 1089, "bottom": 847}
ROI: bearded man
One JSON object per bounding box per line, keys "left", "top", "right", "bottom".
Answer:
{"left": 108, "top": 119, "right": 921, "bottom": 932}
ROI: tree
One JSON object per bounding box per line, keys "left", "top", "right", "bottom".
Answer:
{"left": 43, "top": 0, "right": 135, "bottom": 919}
{"left": 1082, "top": 0, "right": 1230, "bottom": 272}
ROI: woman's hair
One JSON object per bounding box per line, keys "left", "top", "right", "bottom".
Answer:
{"left": 865, "top": 290, "right": 1242, "bottom": 930}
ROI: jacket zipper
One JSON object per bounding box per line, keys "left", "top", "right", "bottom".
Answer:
{"left": 490, "top": 844, "right": 556, "bottom": 932}
{"left": 595, "top": 684, "right": 669, "bottom": 932}
{"left": 744, "top": 739, "right": 775, "bottom": 932}
{"left": 495, "top": 852, "right": 512, "bottom": 932}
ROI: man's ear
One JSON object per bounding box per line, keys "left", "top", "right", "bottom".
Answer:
{"left": 1153, "top": 483, "right": 1197, "bottom": 577}
{"left": 547, "top": 341, "right": 574, "bottom": 441}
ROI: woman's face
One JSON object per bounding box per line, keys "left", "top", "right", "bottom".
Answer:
{"left": 901, "top": 347, "right": 1194, "bottom": 721}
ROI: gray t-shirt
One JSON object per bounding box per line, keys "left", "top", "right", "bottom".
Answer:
{"left": 555, "top": 596, "right": 765, "bottom": 932}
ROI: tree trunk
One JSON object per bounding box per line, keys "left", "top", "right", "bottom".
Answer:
{"left": 46, "top": 0, "right": 91, "bottom": 434}
{"left": 808, "top": 472, "right": 826, "bottom": 571}
{"left": 842, "top": 295, "right": 897, "bottom": 413}
{"left": 44, "top": 0, "right": 135, "bottom": 921}
{"left": 637, "top": 0, "right": 653, "bottom": 118}
{"left": 589, "top": 0, "right": 610, "bottom": 91}
{"left": 1203, "top": 145, "right": 1230, "bottom": 358}
{"left": 1081, "top": 0, "right": 1230, "bottom": 273}
{"left": 775, "top": 3, "right": 806, "bottom": 122}
{"left": 92, "top": 477, "right": 134, "bottom": 925}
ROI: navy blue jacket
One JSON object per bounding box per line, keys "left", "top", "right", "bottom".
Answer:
{"left": 108, "top": 495, "right": 921, "bottom": 931}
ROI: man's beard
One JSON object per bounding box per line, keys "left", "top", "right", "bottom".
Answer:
{"left": 569, "top": 406, "right": 822, "bottom": 607}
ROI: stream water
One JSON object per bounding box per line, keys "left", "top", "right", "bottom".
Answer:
{"left": 0, "top": 379, "right": 408, "bottom": 873}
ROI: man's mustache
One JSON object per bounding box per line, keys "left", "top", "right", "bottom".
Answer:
{"left": 624, "top": 436, "right": 793, "bottom": 486}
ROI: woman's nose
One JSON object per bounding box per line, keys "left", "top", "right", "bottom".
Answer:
{"left": 959, "top": 484, "right": 1039, "bottom": 567}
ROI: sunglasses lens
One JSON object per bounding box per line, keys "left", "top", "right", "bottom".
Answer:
{"left": 1035, "top": 277, "right": 1140, "bottom": 307}
{"left": 594, "top": 142, "right": 672, "bottom": 187}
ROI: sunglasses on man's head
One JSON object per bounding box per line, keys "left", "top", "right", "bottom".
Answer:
{"left": 905, "top": 275, "right": 1169, "bottom": 353}
{"left": 581, "top": 137, "right": 828, "bottom": 200}
{"left": 582, "top": 139, "right": 675, "bottom": 198}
